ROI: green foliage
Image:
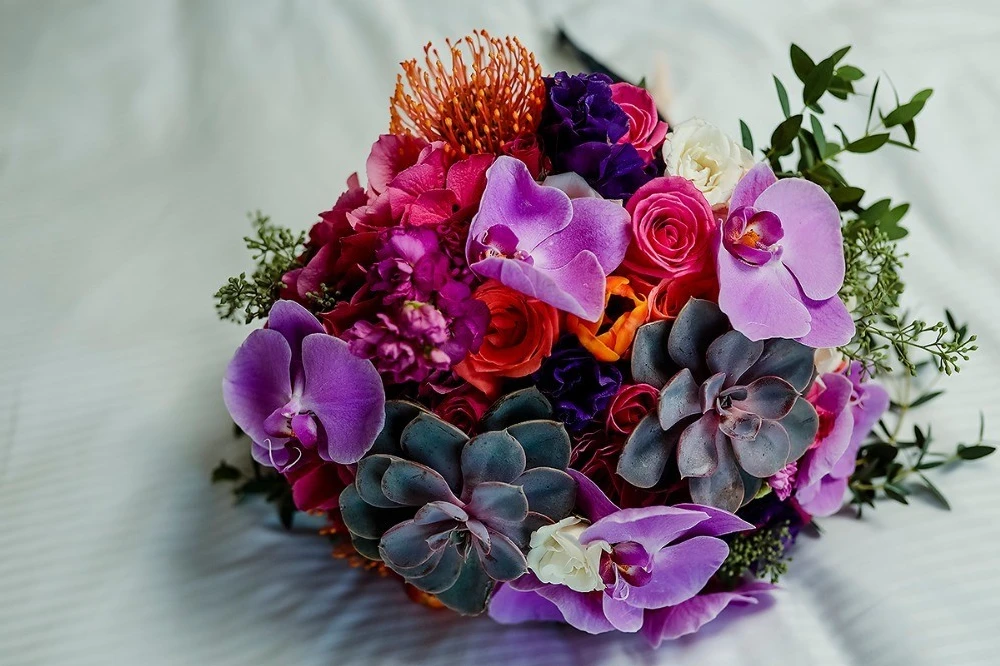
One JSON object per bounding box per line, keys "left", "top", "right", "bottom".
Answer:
{"left": 214, "top": 211, "right": 306, "bottom": 324}
{"left": 751, "top": 44, "right": 977, "bottom": 376}
{"left": 212, "top": 456, "right": 297, "bottom": 530}
{"left": 849, "top": 366, "right": 994, "bottom": 515}
{"left": 717, "top": 522, "right": 792, "bottom": 587}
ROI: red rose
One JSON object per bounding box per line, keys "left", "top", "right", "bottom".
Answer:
{"left": 621, "top": 176, "right": 717, "bottom": 285}
{"left": 606, "top": 383, "right": 659, "bottom": 435}
{"left": 432, "top": 385, "right": 491, "bottom": 434}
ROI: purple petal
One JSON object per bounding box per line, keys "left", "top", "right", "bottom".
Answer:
{"left": 223, "top": 328, "right": 292, "bottom": 457}
{"left": 266, "top": 300, "right": 325, "bottom": 373}
{"left": 299, "top": 334, "right": 386, "bottom": 464}
{"left": 641, "top": 583, "right": 774, "bottom": 647}
{"left": 530, "top": 196, "right": 630, "bottom": 274}
{"left": 717, "top": 251, "right": 811, "bottom": 342}
{"left": 534, "top": 586, "right": 616, "bottom": 634}
{"left": 796, "top": 291, "right": 856, "bottom": 348}
{"left": 798, "top": 408, "right": 854, "bottom": 488}
{"left": 567, "top": 469, "right": 620, "bottom": 522}
{"left": 755, "top": 178, "right": 844, "bottom": 301}
{"left": 625, "top": 536, "right": 730, "bottom": 609}
{"left": 602, "top": 595, "right": 644, "bottom": 632}
{"left": 814, "top": 372, "right": 854, "bottom": 415}
{"left": 471, "top": 252, "right": 607, "bottom": 321}
{"left": 848, "top": 376, "right": 890, "bottom": 451}
{"left": 488, "top": 585, "right": 566, "bottom": 625}
{"left": 581, "top": 505, "right": 711, "bottom": 554}
{"left": 797, "top": 474, "right": 850, "bottom": 517}
{"left": 467, "top": 156, "right": 573, "bottom": 258}
{"left": 671, "top": 503, "right": 754, "bottom": 538}
{"left": 729, "top": 162, "right": 777, "bottom": 211}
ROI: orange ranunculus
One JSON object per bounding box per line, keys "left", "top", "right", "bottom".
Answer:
{"left": 567, "top": 276, "right": 648, "bottom": 363}
{"left": 454, "top": 280, "right": 561, "bottom": 395}
{"left": 647, "top": 270, "right": 720, "bottom": 321}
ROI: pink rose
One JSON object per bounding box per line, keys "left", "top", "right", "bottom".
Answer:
{"left": 621, "top": 176, "right": 717, "bottom": 284}
{"left": 610, "top": 82, "right": 668, "bottom": 163}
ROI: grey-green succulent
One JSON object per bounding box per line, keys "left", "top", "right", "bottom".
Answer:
{"left": 618, "top": 299, "right": 819, "bottom": 512}
{"left": 339, "top": 388, "right": 577, "bottom": 615}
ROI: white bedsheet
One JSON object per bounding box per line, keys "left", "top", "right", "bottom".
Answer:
{"left": 2, "top": 1, "right": 999, "bottom": 664}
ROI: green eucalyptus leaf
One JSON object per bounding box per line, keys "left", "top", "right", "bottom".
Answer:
{"left": 790, "top": 43, "right": 815, "bottom": 82}
{"left": 774, "top": 75, "right": 791, "bottom": 118}
{"left": 770, "top": 114, "right": 803, "bottom": 153}
{"left": 956, "top": 444, "right": 996, "bottom": 460}
{"left": 917, "top": 473, "right": 951, "bottom": 510}
{"left": 740, "top": 119, "right": 754, "bottom": 153}
{"left": 836, "top": 65, "right": 865, "bottom": 81}
{"left": 847, "top": 133, "right": 890, "bottom": 153}
{"left": 830, "top": 186, "right": 865, "bottom": 206}
{"left": 803, "top": 57, "right": 836, "bottom": 105}
{"left": 810, "top": 115, "right": 828, "bottom": 156}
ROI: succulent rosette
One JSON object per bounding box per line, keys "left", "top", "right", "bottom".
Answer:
{"left": 338, "top": 388, "right": 577, "bottom": 615}
{"left": 214, "top": 31, "right": 987, "bottom": 648}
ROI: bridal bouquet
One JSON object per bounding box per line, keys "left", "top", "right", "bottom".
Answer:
{"left": 213, "top": 31, "right": 991, "bottom": 645}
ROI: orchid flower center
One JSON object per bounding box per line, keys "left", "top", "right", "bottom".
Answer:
{"left": 477, "top": 224, "right": 532, "bottom": 263}
{"left": 723, "top": 206, "right": 784, "bottom": 266}
{"left": 598, "top": 540, "right": 654, "bottom": 600}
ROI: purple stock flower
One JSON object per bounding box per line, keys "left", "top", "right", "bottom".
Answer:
{"left": 795, "top": 362, "right": 890, "bottom": 516}
{"left": 489, "top": 470, "right": 754, "bottom": 636}
{"left": 533, "top": 336, "right": 622, "bottom": 432}
{"left": 368, "top": 227, "right": 452, "bottom": 303}
{"left": 223, "top": 300, "right": 386, "bottom": 466}
{"left": 717, "top": 162, "right": 855, "bottom": 347}
{"left": 465, "top": 155, "right": 631, "bottom": 322}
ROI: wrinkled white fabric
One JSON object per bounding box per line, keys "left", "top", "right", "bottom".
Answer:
{"left": 1, "top": 1, "right": 998, "bottom": 664}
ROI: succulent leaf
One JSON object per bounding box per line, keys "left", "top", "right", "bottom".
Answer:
{"left": 479, "top": 387, "right": 552, "bottom": 431}
{"left": 667, "top": 299, "right": 730, "bottom": 379}
{"left": 677, "top": 413, "right": 723, "bottom": 478}
{"left": 731, "top": 376, "right": 798, "bottom": 420}
{"left": 380, "top": 520, "right": 446, "bottom": 572}
{"left": 460, "top": 430, "right": 527, "bottom": 491}
{"left": 401, "top": 413, "right": 468, "bottom": 492}
{"left": 433, "top": 556, "right": 494, "bottom": 615}
{"left": 739, "top": 337, "right": 815, "bottom": 391}
{"left": 355, "top": 455, "right": 405, "bottom": 508}
{"left": 782, "top": 397, "right": 820, "bottom": 460}
{"left": 467, "top": 482, "right": 530, "bottom": 525}
{"left": 707, "top": 330, "right": 764, "bottom": 383}
{"left": 689, "top": 443, "right": 745, "bottom": 512}
{"left": 339, "top": 483, "right": 412, "bottom": 541}
{"left": 372, "top": 401, "right": 426, "bottom": 455}
{"left": 478, "top": 531, "right": 528, "bottom": 581}
{"left": 381, "top": 459, "right": 459, "bottom": 506}
{"left": 506, "top": 420, "right": 571, "bottom": 470}
{"left": 631, "top": 319, "right": 674, "bottom": 387}
{"left": 408, "top": 542, "right": 464, "bottom": 594}
{"left": 512, "top": 468, "right": 577, "bottom": 519}
{"left": 618, "top": 412, "right": 680, "bottom": 489}
{"left": 658, "top": 368, "right": 701, "bottom": 431}
{"left": 730, "top": 420, "right": 792, "bottom": 478}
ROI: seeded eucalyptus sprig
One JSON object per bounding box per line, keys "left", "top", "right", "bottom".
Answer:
{"left": 214, "top": 211, "right": 305, "bottom": 324}
{"left": 740, "top": 44, "right": 976, "bottom": 376}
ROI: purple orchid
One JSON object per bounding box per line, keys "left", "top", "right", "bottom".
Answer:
{"left": 223, "top": 300, "right": 386, "bottom": 467}
{"left": 488, "top": 470, "right": 754, "bottom": 636}
{"left": 465, "top": 155, "right": 631, "bottom": 322}
{"left": 795, "top": 362, "right": 889, "bottom": 516}
{"left": 717, "top": 162, "right": 855, "bottom": 347}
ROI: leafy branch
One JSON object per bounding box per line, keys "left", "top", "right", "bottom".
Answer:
{"left": 214, "top": 211, "right": 306, "bottom": 324}
{"left": 740, "top": 44, "right": 976, "bottom": 376}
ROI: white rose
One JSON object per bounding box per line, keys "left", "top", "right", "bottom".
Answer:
{"left": 663, "top": 118, "right": 754, "bottom": 209}
{"left": 526, "top": 516, "right": 609, "bottom": 593}
{"left": 814, "top": 347, "right": 845, "bottom": 375}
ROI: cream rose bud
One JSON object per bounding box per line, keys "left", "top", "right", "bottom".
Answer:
{"left": 814, "top": 347, "right": 846, "bottom": 375}
{"left": 662, "top": 118, "right": 754, "bottom": 209}
{"left": 526, "top": 516, "right": 609, "bottom": 593}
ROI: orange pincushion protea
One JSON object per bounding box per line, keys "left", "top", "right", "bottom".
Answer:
{"left": 567, "top": 276, "right": 649, "bottom": 363}
{"left": 389, "top": 30, "right": 546, "bottom": 159}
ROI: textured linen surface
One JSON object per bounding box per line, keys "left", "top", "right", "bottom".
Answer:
{"left": 2, "top": 1, "right": 999, "bottom": 664}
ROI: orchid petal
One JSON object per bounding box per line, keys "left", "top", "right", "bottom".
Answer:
{"left": 625, "top": 536, "right": 729, "bottom": 609}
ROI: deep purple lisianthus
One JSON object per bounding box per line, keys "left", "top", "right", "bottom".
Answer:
{"left": 489, "top": 471, "right": 755, "bottom": 636}
{"left": 795, "top": 362, "right": 890, "bottom": 516}
{"left": 540, "top": 72, "right": 630, "bottom": 153}
{"left": 561, "top": 141, "right": 659, "bottom": 200}
{"left": 466, "top": 155, "right": 631, "bottom": 321}
{"left": 223, "top": 300, "right": 386, "bottom": 466}
{"left": 717, "top": 162, "right": 855, "bottom": 346}
{"left": 533, "top": 336, "right": 623, "bottom": 432}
